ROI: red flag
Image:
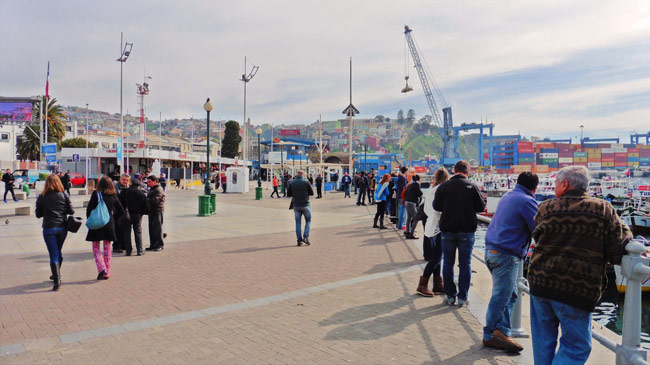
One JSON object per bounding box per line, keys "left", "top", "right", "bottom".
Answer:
{"left": 45, "top": 61, "right": 50, "bottom": 98}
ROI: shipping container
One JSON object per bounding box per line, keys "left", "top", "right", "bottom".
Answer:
{"left": 640, "top": 157, "right": 650, "bottom": 162}
{"left": 628, "top": 162, "right": 640, "bottom": 167}
{"left": 628, "top": 148, "right": 639, "bottom": 153}
{"left": 588, "top": 158, "right": 601, "bottom": 163}
{"left": 540, "top": 153, "right": 559, "bottom": 158}
{"left": 602, "top": 157, "right": 615, "bottom": 162}
{"left": 588, "top": 162, "right": 602, "bottom": 168}
{"left": 574, "top": 152, "right": 588, "bottom": 157}
{"left": 615, "top": 152, "right": 627, "bottom": 158}
{"left": 628, "top": 157, "right": 640, "bottom": 162}
{"left": 540, "top": 148, "right": 559, "bottom": 153}
{"left": 615, "top": 148, "right": 627, "bottom": 153}
{"left": 597, "top": 144, "right": 611, "bottom": 148}
{"left": 602, "top": 148, "right": 616, "bottom": 153}
{"left": 574, "top": 157, "right": 588, "bottom": 162}
{"left": 559, "top": 157, "right": 573, "bottom": 163}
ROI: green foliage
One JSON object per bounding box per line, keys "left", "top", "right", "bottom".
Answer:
{"left": 61, "top": 137, "right": 97, "bottom": 148}
{"left": 398, "top": 133, "right": 480, "bottom": 163}
{"left": 406, "top": 109, "right": 416, "bottom": 125}
{"left": 397, "top": 109, "right": 406, "bottom": 125}
{"left": 38, "top": 172, "right": 49, "bottom": 181}
{"left": 18, "top": 97, "right": 68, "bottom": 161}
{"left": 221, "top": 120, "right": 242, "bottom": 158}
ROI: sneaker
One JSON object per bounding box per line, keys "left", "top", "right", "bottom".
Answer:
{"left": 482, "top": 330, "right": 524, "bottom": 353}
{"left": 457, "top": 299, "right": 469, "bottom": 307}
{"left": 445, "top": 296, "right": 456, "bottom": 305}
{"left": 297, "top": 240, "right": 302, "bottom": 247}
{"left": 302, "top": 238, "right": 310, "bottom": 246}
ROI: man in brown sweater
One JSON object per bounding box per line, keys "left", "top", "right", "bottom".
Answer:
{"left": 528, "top": 165, "right": 632, "bottom": 364}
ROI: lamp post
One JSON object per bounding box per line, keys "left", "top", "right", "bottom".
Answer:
{"left": 117, "top": 32, "right": 133, "bottom": 171}
{"left": 298, "top": 150, "right": 302, "bottom": 168}
{"left": 291, "top": 146, "right": 295, "bottom": 173}
{"left": 280, "top": 141, "right": 285, "bottom": 194}
{"left": 240, "top": 57, "right": 259, "bottom": 169}
{"left": 203, "top": 98, "right": 213, "bottom": 196}
{"left": 255, "top": 128, "right": 262, "bottom": 200}
{"left": 85, "top": 104, "right": 89, "bottom": 182}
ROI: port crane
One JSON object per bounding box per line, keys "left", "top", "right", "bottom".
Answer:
{"left": 581, "top": 137, "right": 620, "bottom": 144}
{"left": 402, "top": 25, "right": 458, "bottom": 166}
{"left": 454, "top": 122, "right": 494, "bottom": 166}
{"left": 630, "top": 132, "right": 650, "bottom": 145}
{"left": 541, "top": 138, "right": 572, "bottom": 143}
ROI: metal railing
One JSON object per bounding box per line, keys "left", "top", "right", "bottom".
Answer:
{"left": 475, "top": 214, "right": 649, "bottom": 365}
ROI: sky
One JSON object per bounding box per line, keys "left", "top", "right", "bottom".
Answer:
{"left": 1, "top": 0, "right": 649, "bottom": 140}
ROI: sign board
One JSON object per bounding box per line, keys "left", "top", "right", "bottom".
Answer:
{"left": 280, "top": 129, "right": 300, "bottom": 136}
{"left": 72, "top": 154, "right": 79, "bottom": 162}
{"left": 42, "top": 143, "right": 57, "bottom": 154}
{"left": 46, "top": 154, "right": 57, "bottom": 163}
{"left": 116, "top": 137, "right": 123, "bottom": 162}
{"left": 273, "top": 137, "right": 280, "bottom": 143}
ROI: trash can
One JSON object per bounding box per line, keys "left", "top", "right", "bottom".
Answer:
{"left": 198, "top": 195, "right": 211, "bottom": 216}
{"left": 209, "top": 194, "right": 216, "bottom": 214}
{"left": 255, "top": 186, "right": 263, "bottom": 200}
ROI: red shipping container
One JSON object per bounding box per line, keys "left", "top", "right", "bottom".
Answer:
{"left": 574, "top": 162, "right": 588, "bottom": 166}
{"left": 615, "top": 152, "right": 627, "bottom": 158}
{"left": 518, "top": 148, "right": 535, "bottom": 153}
{"left": 640, "top": 150, "right": 650, "bottom": 157}
{"left": 615, "top": 158, "right": 628, "bottom": 162}
{"left": 518, "top": 141, "right": 533, "bottom": 147}
{"left": 602, "top": 157, "right": 615, "bottom": 162}
{"left": 628, "top": 148, "right": 639, "bottom": 153}
{"left": 597, "top": 144, "right": 611, "bottom": 148}
{"left": 615, "top": 162, "right": 627, "bottom": 167}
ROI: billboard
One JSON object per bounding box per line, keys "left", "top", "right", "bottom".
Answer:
{"left": 280, "top": 129, "right": 300, "bottom": 136}
{"left": 0, "top": 102, "right": 33, "bottom": 122}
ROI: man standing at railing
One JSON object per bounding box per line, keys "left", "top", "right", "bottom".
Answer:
{"left": 528, "top": 165, "right": 632, "bottom": 364}
{"left": 482, "top": 172, "right": 539, "bottom": 353}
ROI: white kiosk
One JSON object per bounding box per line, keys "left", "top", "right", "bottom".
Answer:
{"left": 226, "top": 166, "right": 249, "bottom": 193}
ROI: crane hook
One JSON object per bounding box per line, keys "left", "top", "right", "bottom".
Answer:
{"left": 401, "top": 75, "right": 413, "bottom": 93}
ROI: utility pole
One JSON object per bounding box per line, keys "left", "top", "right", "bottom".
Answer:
{"left": 342, "top": 57, "right": 359, "bottom": 175}
{"left": 240, "top": 57, "right": 259, "bottom": 170}
{"left": 85, "top": 104, "right": 89, "bottom": 179}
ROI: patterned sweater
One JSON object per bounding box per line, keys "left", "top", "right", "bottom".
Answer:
{"left": 528, "top": 189, "right": 632, "bottom": 312}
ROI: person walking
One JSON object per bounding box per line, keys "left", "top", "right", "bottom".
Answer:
{"left": 270, "top": 175, "right": 280, "bottom": 198}
{"left": 2, "top": 168, "right": 17, "bottom": 202}
{"left": 482, "top": 172, "right": 539, "bottom": 353}
{"left": 121, "top": 179, "right": 149, "bottom": 256}
{"left": 356, "top": 171, "right": 369, "bottom": 206}
{"left": 315, "top": 174, "right": 323, "bottom": 199}
{"left": 395, "top": 167, "right": 408, "bottom": 230}
{"left": 145, "top": 175, "right": 165, "bottom": 252}
{"left": 35, "top": 174, "right": 74, "bottom": 291}
{"left": 372, "top": 174, "right": 391, "bottom": 229}
{"left": 416, "top": 168, "right": 449, "bottom": 297}
{"left": 86, "top": 176, "right": 125, "bottom": 280}
{"left": 433, "top": 160, "right": 485, "bottom": 307}
{"left": 404, "top": 175, "right": 423, "bottom": 239}
{"left": 287, "top": 170, "right": 314, "bottom": 246}
{"left": 112, "top": 174, "right": 130, "bottom": 253}
{"left": 159, "top": 173, "right": 167, "bottom": 191}
{"left": 341, "top": 171, "right": 352, "bottom": 198}
{"left": 368, "top": 173, "right": 376, "bottom": 205}
{"left": 528, "top": 166, "right": 637, "bottom": 364}
{"left": 220, "top": 172, "right": 227, "bottom": 193}
{"left": 61, "top": 171, "right": 71, "bottom": 196}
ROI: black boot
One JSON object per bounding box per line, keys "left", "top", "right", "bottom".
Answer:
{"left": 50, "top": 258, "right": 62, "bottom": 280}
{"left": 50, "top": 263, "right": 61, "bottom": 291}
{"left": 373, "top": 217, "right": 379, "bottom": 228}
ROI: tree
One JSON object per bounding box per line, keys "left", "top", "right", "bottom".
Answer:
{"left": 374, "top": 115, "right": 386, "bottom": 123}
{"left": 221, "top": 120, "right": 242, "bottom": 158}
{"left": 61, "top": 137, "right": 97, "bottom": 148}
{"left": 406, "top": 109, "right": 416, "bottom": 125}
{"left": 17, "top": 97, "right": 68, "bottom": 160}
{"left": 397, "top": 109, "right": 406, "bottom": 125}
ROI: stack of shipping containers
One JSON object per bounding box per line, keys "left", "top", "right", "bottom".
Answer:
{"left": 641, "top": 147, "right": 650, "bottom": 168}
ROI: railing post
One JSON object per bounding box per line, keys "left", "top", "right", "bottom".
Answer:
{"left": 510, "top": 259, "right": 529, "bottom": 338}
{"left": 616, "top": 240, "right": 649, "bottom": 365}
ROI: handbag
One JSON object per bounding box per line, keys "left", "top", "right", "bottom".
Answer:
{"left": 86, "top": 192, "right": 111, "bottom": 230}
{"left": 66, "top": 216, "right": 83, "bottom": 233}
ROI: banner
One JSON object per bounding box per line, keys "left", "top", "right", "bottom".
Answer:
{"left": 279, "top": 129, "right": 300, "bottom": 136}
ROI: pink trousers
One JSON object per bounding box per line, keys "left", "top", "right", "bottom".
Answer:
{"left": 92, "top": 241, "right": 112, "bottom": 277}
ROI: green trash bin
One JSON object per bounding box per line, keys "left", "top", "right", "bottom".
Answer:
{"left": 198, "top": 195, "right": 211, "bottom": 216}
{"left": 210, "top": 194, "right": 216, "bottom": 214}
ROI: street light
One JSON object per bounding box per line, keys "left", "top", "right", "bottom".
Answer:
{"left": 291, "top": 146, "right": 295, "bottom": 172}
{"left": 240, "top": 57, "right": 259, "bottom": 169}
{"left": 279, "top": 141, "right": 285, "bottom": 194}
{"left": 298, "top": 150, "right": 302, "bottom": 168}
{"left": 203, "top": 98, "right": 213, "bottom": 196}
{"left": 255, "top": 128, "right": 262, "bottom": 200}
{"left": 117, "top": 32, "right": 133, "bottom": 171}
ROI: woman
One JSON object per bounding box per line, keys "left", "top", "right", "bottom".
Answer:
{"left": 86, "top": 176, "right": 124, "bottom": 280}
{"left": 416, "top": 168, "right": 449, "bottom": 297}
{"left": 35, "top": 174, "right": 74, "bottom": 291}
{"left": 271, "top": 175, "right": 280, "bottom": 198}
{"left": 404, "top": 175, "right": 423, "bottom": 239}
{"left": 372, "top": 174, "right": 392, "bottom": 229}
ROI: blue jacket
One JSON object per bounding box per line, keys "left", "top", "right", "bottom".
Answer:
{"left": 485, "top": 184, "right": 538, "bottom": 259}
{"left": 374, "top": 182, "right": 390, "bottom": 202}
{"left": 341, "top": 175, "right": 352, "bottom": 185}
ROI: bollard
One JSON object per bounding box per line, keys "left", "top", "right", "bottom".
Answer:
{"left": 616, "top": 240, "right": 649, "bottom": 365}
{"left": 510, "top": 260, "right": 529, "bottom": 338}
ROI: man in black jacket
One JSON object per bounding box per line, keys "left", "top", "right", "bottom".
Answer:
{"left": 2, "top": 168, "right": 17, "bottom": 202}
{"left": 112, "top": 174, "right": 130, "bottom": 253}
{"left": 356, "top": 171, "right": 369, "bottom": 206}
{"left": 433, "top": 160, "right": 485, "bottom": 307}
{"left": 61, "top": 171, "right": 71, "bottom": 196}
{"left": 146, "top": 175, "right": 165, "bottom": 252}
{"left": 287, "top": 170, "right": 314, "bottom": 247}
{"left": 121, "top": 179, "right": 149, "bottom": 256}
{"left": 315, "top": 174, "right": 323, "bottom": 199}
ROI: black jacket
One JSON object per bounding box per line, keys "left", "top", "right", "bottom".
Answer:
{"left": 61, "top": 173, "right": 71, "bottom": 188}
{"left": 433, "top": 174, "right": 485, "bottom": 233}
{"left": 147, "top": 185, "right": 165, "bottom": 212}
{"left": 315, "top": 177, "right": 323, "bottom": 186}
{"left": 357, "top": 176, "right": 369, "bottom": 189}
{"left": 35, "top": 192, "right": 74, "bottom": 228}
{"left": 121, "top": 184, "right": 149, "bottom": 215}
{"left": 2, "top": 173, "right": 14, "bottom": 187}
{"left": 85, "top": 191, "right": 124, "bottom": 242}
{"left": 287, "top": 176, "right": 313, "bottom": 207}
{"left": 404, "top": 182, "right": 423, "bottom": 203}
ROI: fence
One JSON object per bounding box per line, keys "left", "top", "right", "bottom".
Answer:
{"left": 475, "top": 214, "right": 649, "bottom": 365}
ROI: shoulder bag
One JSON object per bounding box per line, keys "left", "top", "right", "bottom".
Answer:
{"left": 86, "top": 192, "right": 111, "bottom": 230}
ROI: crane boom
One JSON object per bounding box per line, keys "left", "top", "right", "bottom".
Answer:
{"left": 403, "top": 25, "right": 458, "bottom": 165}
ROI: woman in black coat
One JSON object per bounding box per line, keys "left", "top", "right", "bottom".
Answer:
{"left": 86, "top": 176, "right": 124, "bottom": 280}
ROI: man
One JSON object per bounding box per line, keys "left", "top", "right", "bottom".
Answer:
{"left": 146, "top": 175, "right": 165, "bottom": 252}
{"left": 308, "top": 174, "right": 314, "bottom": 185}
{"left": 271, "top": 175, "right": 280, "bottom": 198}
{"left": 341, "top": 171, "right": 352, "bottom": 198}
{"left": 159, "top": 173, "right": 167, "bottom": 191}
{"left": 368, "top": 173, "right": 376, "bottom": 205}
{"left": 482, "top": 172, "right": 539, "bottom": 353}
{"left": 315, "top": 174, "right": 323, "bottom": 199}
{"left": 353, "top": 172, "right": 360, "bottom": 195}
{"left": 356, "top": 171, "right": 368, "bottom": 206}
{"left": 287, "top": 170, "right": 314, "bottom": 247}
{"left": 2, "top": 168, "right": 17, "bottom": 203}
{"left": 433, "top": 160, "right": 485, "bottom": 307}
{"left": 220, "top": 173, "right": 227, "bottom": 193}
{"left": 61, "top": 170, "right": 71, "bottom": 195}
{"left": 122, "top": 179, "right": 149, "bottom": 256}
{"left": 395, "top": 167, "right": 408, "bottom": 229}
{"left": 282, "top": 173, "right": 290, "bottom": 197}
{"left": 528, "top": 166, "right": 633, "bottom": 364}
{"left": 112, "top": 174, "right": 130, "bottom": 253}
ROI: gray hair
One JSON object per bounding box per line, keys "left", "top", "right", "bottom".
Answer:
{"left": 296, "top": 170, "right": 305, "bottom": 177}
{"left": 120, "top": 174, "right": 130, "bottom": 179}
{"left": 556, "top": 165, "right": 589, "bottom": 191}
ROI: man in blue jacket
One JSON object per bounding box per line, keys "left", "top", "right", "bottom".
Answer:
{"left": 482, "top": 172, "right": 538, "bottom": 352}
{"left": 287, "top": 170, "right": 314, "bottom": 246}
{"left": 341, "top": 172, "right": 352, "bottom": 198}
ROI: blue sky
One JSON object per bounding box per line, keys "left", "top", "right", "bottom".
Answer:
{"left": 1, "top": 0, "right": 648, "bottom": 140}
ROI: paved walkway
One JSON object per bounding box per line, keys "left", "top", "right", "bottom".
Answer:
{"left": 0, "top": 188, "right": 615, "bottom": 363}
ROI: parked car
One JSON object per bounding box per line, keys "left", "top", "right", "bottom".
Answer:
{"left": 12, "top": 169, "right": 50, "bottom": 188}
{"left": 69, "top": 173, "right": 86, "bottom": 187}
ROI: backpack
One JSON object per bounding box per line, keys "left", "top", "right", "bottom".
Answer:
{"left": 86, "top": 192, "right": 111, "bottom": 230}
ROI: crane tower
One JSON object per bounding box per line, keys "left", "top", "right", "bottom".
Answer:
{"left": 136, "top": 76, "right": 151, "bottom": 149}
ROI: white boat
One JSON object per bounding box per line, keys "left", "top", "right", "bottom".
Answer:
{"left": 614, "top": 264, "right": 650, "bottom": 293}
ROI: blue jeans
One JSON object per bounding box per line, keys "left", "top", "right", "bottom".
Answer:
{"left": 43, "top": 226, "right": 67, "bottom": 264}
{"left": 530, "top": 295, "right": 592, "bottom": 365}
{"left": 483, "top": 251, "right": 520, "bottom": 341}
{"left": 398, "top": 204, "right": 406, "bottom": 228}
{"left": 294, "top": 206, "right": 311, "bottom": 241}
{"left": 441, "top": 232, "right": 475, "bottom": 301}
{"left": 343, "top": 184, "right": 350, "bottom": 197}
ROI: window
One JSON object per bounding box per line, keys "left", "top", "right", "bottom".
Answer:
{"left": 231, "top": 172, "right": 238, "bottom": 185}
{"left": 0, "top": 133, "right": 8, "bottom": 142}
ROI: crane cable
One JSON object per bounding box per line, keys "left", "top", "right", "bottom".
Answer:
{"left": 404, "top": 37, "right": 410, "bottom": 79}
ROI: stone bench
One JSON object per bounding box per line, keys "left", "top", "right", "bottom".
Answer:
{"left": 14, "top": 206, "right": 32, "bottom": 216}
{"left": 83, "top": 200, "right": 90, "bottom": 208}
{"left": 14, "top": 191, "right": 27, "bottom": 200}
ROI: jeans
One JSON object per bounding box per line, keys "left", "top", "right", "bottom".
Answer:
{"left": 398, "top": 203, "right": 406, "bottom": 228}
{"left": 441, "top": 232, "right": 475, "bottom": 301}
{"left": 423, "top": 234, "right": 442, "bottom": 279}
{"left": 124, "top": 213, "right": 143, "bottom": 253}
{"left": 357, "top": 188, "right": 367, "bottom": 204}
{"left": 483, "top": 251, "right": 520, "bottom": 341}
{"left": 530, "top": 295, "right": 592, "bottom": 365}
{"left": 294, "top": 206, "right": 311, "bottom": 240}
{"left": 343, "top": 184, "right": 350, "bottom": 197}
{"left": 43, "top": 226, "right": 67, "bottom": 264}
{"left": 405, "top": 201, "right": 418, "bottom": 234}
{"left": 148, "top": 210, "right": 164, "bottom": 249}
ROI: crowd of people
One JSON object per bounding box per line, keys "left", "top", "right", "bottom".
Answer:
{"left": 35, "top": 173, "right": 166, "bottom": 289}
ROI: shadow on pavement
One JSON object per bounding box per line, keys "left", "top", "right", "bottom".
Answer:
{"left": 364, "top": 260, "right": 423, "bottom": 274}
{"left": 19, "top": 252, "right": 93, "bottom": 264}
{"left": 222, "top": 245, "right": 296, "bottom": 254}
{"left": 0, "top": 279, "right": 98, "bottom": 295}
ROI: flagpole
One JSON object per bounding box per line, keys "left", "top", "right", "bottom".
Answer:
{"left": 44, "top": 61, "right": 49, "bottom": 167}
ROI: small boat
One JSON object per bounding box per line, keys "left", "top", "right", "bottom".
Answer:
{"left": 615, "top": 236, "right": 650, "bottom": 293}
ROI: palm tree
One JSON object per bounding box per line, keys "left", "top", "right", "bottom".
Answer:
{"left": 17, "top": 97, "right": 68, "bottom": 160}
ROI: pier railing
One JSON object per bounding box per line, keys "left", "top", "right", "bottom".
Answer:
{"left": 475, "top": 214, "right": 649, "bottom": 365}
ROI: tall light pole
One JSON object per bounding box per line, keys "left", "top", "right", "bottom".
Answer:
{"left": 342, "top": 57, "right": 359, "bottom": 174}
{"left": 85, "top": 104, "right": 89, "bottom": 180}
{"left": 117, "top": 32, "right": 133, "bottom": 171}
{"left": 159, "top": 112, "right": 162, "bottom": 169}
{"left": 291, "top": 146, "right": 296, "bottom": 173}
{"left": 204, "top": 98, "right": 213, "bottom": 195}
{"left": 255, "top": 128, "right": 262, "bottom": 200}
{"left": 240, "top": 57, "right": 259, "bottom": 170}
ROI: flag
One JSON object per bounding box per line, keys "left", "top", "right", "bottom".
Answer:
{"left": 45, "top": 61, "right": 50, "bottom": 98}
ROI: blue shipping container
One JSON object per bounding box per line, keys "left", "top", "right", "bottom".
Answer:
{"left": 628, "top": 157, "right": 640, "bottom": 162}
